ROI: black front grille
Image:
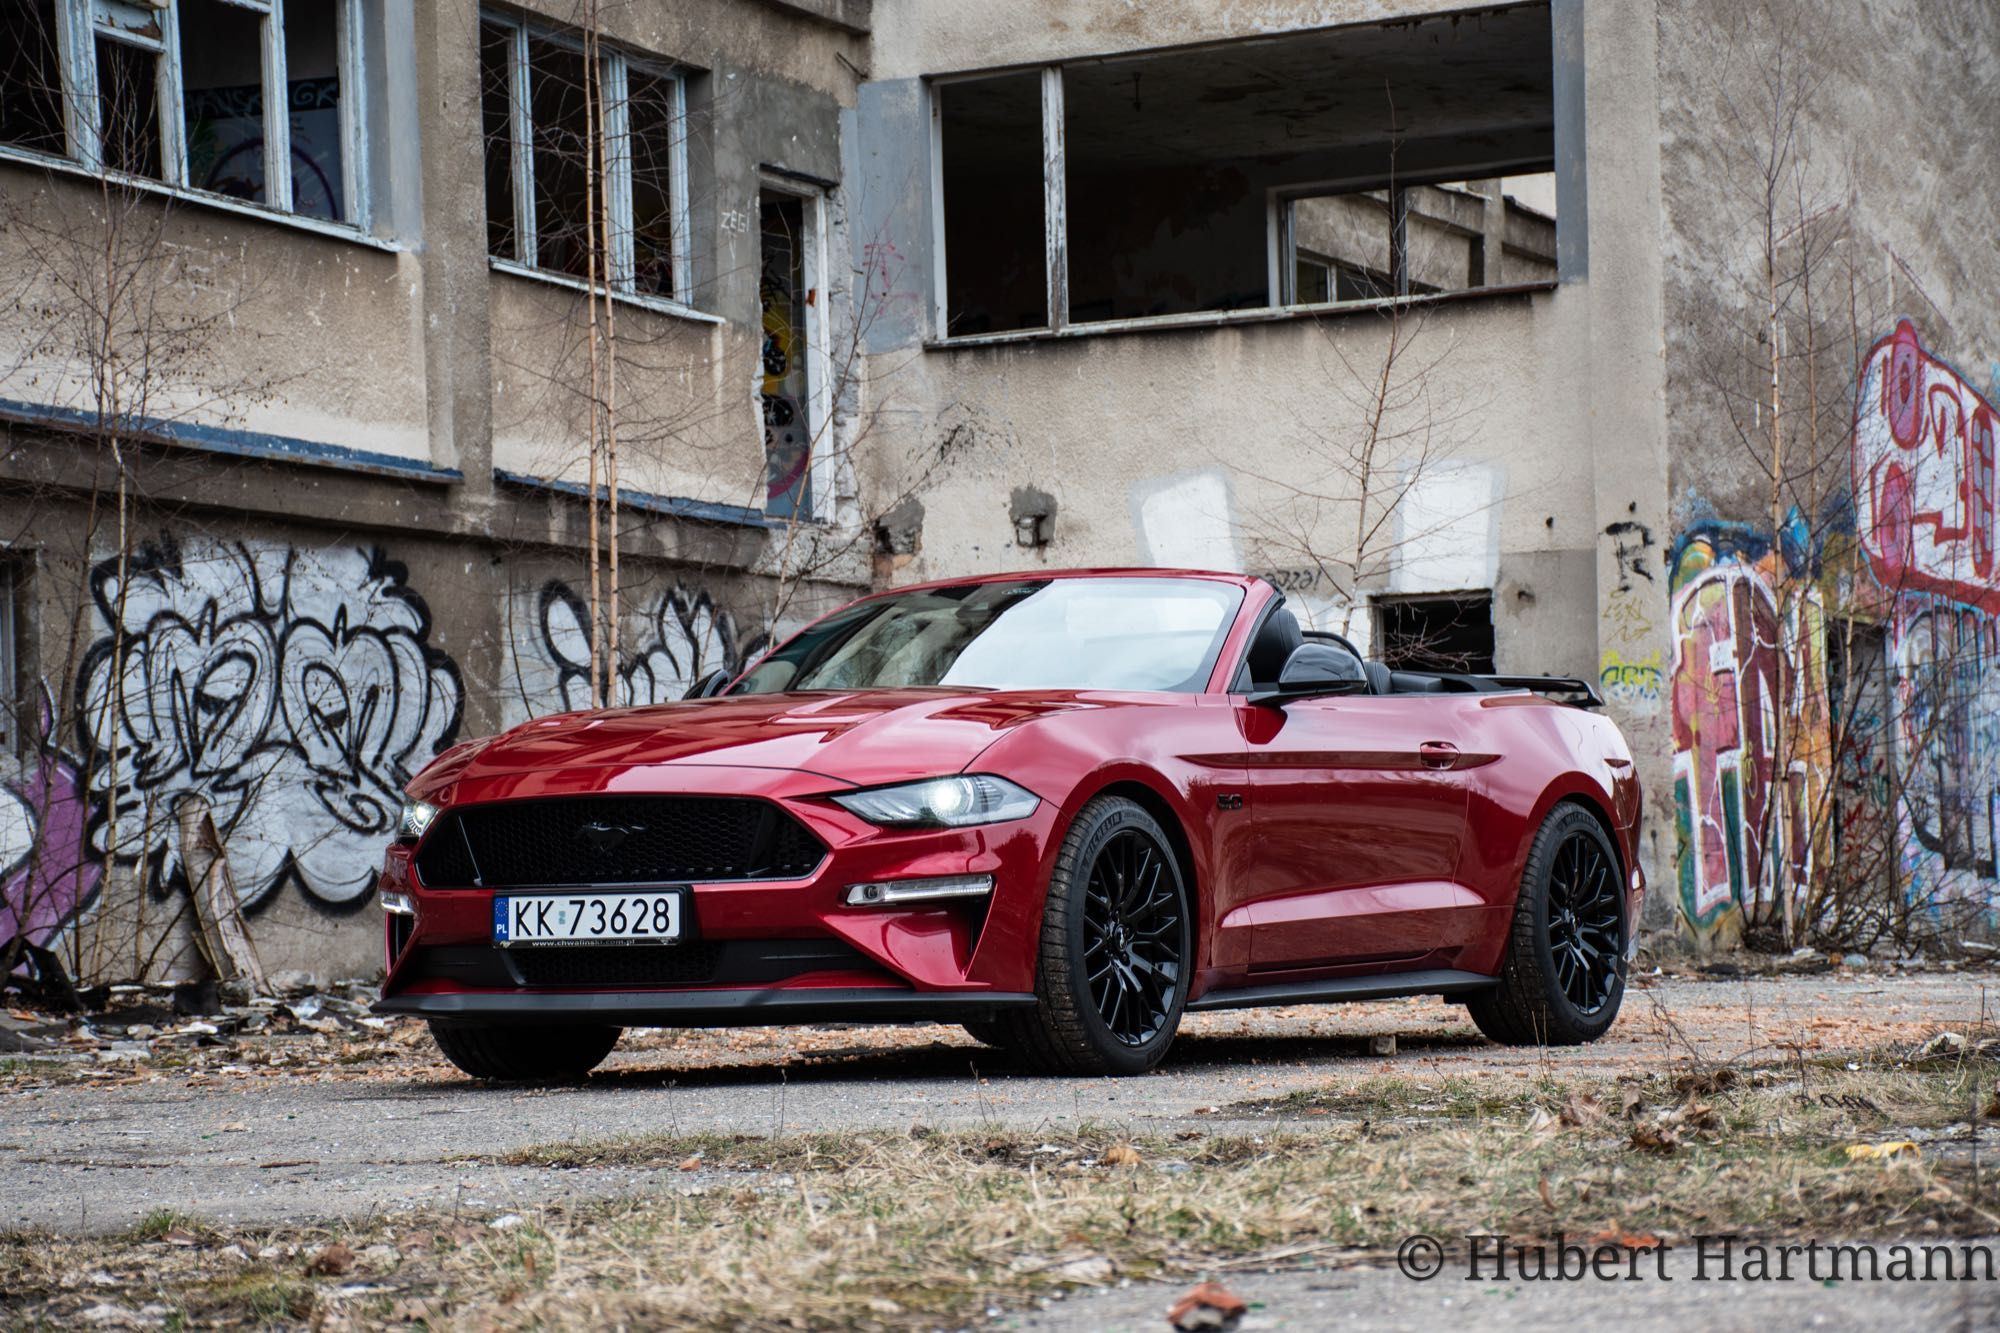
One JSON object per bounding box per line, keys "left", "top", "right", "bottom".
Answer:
{"left": 396, "top": 939, "right": 879, "bottom": 990}
{"left": 414, "top": 796, "right": 826, "bottom": 889}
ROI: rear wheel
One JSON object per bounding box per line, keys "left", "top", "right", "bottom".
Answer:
{"left": 428, "top": 1021, "right": 622, "bottom": 1081}
{"left": 995, "top": 795, "right": 1192, "bottom": 1075}
{"left": 1467, "top": 804, "right": 1626, "bottom": 1045}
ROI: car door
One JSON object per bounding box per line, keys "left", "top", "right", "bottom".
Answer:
{"left": 1233, "top": 692, "right": 1487, "bottom": 970}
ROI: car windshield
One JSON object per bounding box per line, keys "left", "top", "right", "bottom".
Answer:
{"left": 731, "top": 577, "right": 1243, "bottom": 694}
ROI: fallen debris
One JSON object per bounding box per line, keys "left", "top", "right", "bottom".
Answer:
{"left": 1168, "top": 1280, "right": 1249, "bottom": 1331}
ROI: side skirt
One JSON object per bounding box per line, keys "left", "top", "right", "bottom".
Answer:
{"left": 1185, "top": 969, "right": 1495, "bottom": 1013}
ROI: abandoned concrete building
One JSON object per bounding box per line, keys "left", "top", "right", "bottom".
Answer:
{"left": 0, "top": 0, "right": 1995, "bottom": 980}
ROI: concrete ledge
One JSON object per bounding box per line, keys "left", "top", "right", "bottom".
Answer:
{"left": 0, "top": 395, "right": 462, "bottom": 484}
{"left": 757, "top": 0, "right": 871, "bottom": 35}
{"left": 493, "top": 469, "right": 783, "bottom": 530}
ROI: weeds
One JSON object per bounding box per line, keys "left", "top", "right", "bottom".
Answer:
{"left": 6, "top": 1049, "right": 1998, "bottom": 1331}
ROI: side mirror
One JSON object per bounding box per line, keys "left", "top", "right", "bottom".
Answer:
{"left": 683, "top": 668, "right": 731, "bottom": 700}
{"left": 1278, "top": 642, "right": 1365, "bottom": 687}
{"left": 1251, "top": 642, "right": 1368, "bottom": 707}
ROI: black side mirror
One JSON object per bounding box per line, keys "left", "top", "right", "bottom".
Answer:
{"left": 1251, "top": 642, "right": 1368, "bottom": 707}
{"left": 683, "top": 669, "right": 731, "bottom": 700}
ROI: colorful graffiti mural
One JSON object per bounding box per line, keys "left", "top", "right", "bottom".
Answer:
{"left": 1672, "top": 321, "right": 2000, "bottom": 942}
{"left": 74, "top": 537, "right": 463, "bottom": 913}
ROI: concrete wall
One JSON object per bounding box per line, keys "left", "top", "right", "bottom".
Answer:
{"left": 853, "top": 0, "right": 1681, "bottom": 909}
{"left": 1655, "top": 0, "right": 2000, "bottom": 948}
{"left": 0, "top": 0, "right": 872, "bottom": 983}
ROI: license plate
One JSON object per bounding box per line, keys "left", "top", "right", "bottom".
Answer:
{"left": 493, "top": 891, "right": 685, "bottom": 946}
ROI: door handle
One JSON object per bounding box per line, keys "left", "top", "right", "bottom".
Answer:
{"left": 1418, "top": 741, "right": 1460, "bottom": 770}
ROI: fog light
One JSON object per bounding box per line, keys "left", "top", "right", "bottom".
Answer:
{"left": 844, "top": 874, "right": 994, "bottom": 906}
{"left": 380, "top": 890, "right": 416, "bottom": 917}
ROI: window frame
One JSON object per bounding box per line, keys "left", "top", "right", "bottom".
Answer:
{"left": 480, "top": 9, "right": 698, "bottom": 319}
{"left": 927, "top": 59, "right": 1559, "bottom": 346}
{"left": 0, "top": 0, "right": 370, "bottom": 233}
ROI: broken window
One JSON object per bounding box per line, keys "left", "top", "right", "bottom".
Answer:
{"left": 932, "top": 2, "right": 1557, "bottom": 337}
{"left": 1373, "top": 594, "right": 1496, "bottom": 675}
{"left": 0, "top": 0, "right": 360, "bottom": 223}
{"left": 480, "top": 11, "right": 691, "bottom": 304}
{"left": 937, "top": 72, "right": 1047, "bottom": 335}
{"left": 0, "top": 1, "right": 66, "bottom": 155}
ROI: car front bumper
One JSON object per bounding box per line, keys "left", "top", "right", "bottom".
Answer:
{"left": 373, "top": 763, "right": 1060, "bottom": 1025}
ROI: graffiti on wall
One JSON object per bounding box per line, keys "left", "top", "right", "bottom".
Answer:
{"left": 74, "top": 537, "right": 463, "bottom": 912}
{"left": 0, "top": 689, "right": 103, "bottom": 952}
{"left": 1671, "top": 321, "right": 2000, "bottom": 940}
{"left": 507, "top": 579, "right": 767, "bottom": 724}
{"left": 1668, "top": 517, "right": 1832, "bottom": 940}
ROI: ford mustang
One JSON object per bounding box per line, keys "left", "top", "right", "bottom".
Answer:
{"left": 375, "top": 570, "right": 1644, "bottom": 1079}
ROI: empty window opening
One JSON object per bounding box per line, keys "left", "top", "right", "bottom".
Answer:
{"left": 760, "top": 190, "right": 821, "bottom": 518}
{"left": 1, "top": 1, "right": 358, "bottom": 224}
{"left": 1283, "top": 173, "right": 1556, "bottom": 305}
{"left": 932, "top": 2, "right": 1556, "bottom": 337}
{"left": 481, "top": 12, "right": 691, "bottom": 304}
{"left": 1373, "top": 594, "right": 1496, "bottom": 675}
{"left": 937, "top": 72, "right": 1047, "bottom": 335}
{"left": 1, "top": 2, "right": 66, "bottom": 156}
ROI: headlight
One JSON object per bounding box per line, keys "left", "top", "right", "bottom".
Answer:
{"left": 831, "top": 775, "right": 1040, "bottom": 828}
{"left": 398, "top": 798, "right": 440, "bottom": 842}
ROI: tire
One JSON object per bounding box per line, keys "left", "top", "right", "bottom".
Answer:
{"left": 428, "top": 1021, "right": 622, "bottom": 1081}
{"left": 1467, "top": 803, "right": 1628, "bottom": 1045}
{"left": 994, "top": 795, "right": 1193, "bottom": 1076}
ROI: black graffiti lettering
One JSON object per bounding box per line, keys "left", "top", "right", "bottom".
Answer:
{"left": 73, "top": 536, "right": 464, "bottom": 912}
{"left": 530, "top": 580, "right": 767, "bottom": 714}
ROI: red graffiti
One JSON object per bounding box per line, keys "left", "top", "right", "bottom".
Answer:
{"left": 1855, "top": 320, "right": 2000, "bottom": 611}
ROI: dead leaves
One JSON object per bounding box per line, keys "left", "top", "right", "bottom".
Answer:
{"left": 1099, "top": 1143, "right": 1143, "bottom": 1168}
{"left": 304, "top": 1242, "right": 354, "bottom": 1277}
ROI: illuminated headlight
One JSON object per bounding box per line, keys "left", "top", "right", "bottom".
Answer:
{"left": 397, "top": 798, "right": 440, "bottom": 842}
{"left": 380, "top": 890, "right": 416, "bottom": 917}
{"left": 844, "top": 875, "right": 994, "bottom": 906}
{"left": 831, "top": 775, "right": 1039, "bottom": 828}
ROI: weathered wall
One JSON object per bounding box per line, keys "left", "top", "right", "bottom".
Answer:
{"left": 0, "top": 0, "right": 873, "bottom": 984}
{"left": 1656, "top": 0, "right": 2000, "bottom": 947}
{"left": 0, "top": 477, "right": 853, "bottom": 982}
{"left": 854, "top": 0, "right": 1681, "bottom": 902}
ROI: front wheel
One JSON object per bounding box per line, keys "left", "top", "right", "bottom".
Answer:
{"left": 1467, "top": 803, "right": 1627, "bottom": 1045}
{"left": 995, "top": 795, "right": 1193, "bottom": 1075}
{"left": 428, "top": 1021, "right": 622, "bottom": 1081}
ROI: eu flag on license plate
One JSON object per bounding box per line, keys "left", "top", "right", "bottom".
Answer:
{"left": 493, "top": 898, "right": 509, "bottom": 941}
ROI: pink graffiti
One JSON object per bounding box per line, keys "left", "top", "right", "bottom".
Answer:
{"left": 1, "top": 694, "right": 103, "bottom": 954}
{"left": 1854, "top": 319, "right": 2000, "bottom": 608}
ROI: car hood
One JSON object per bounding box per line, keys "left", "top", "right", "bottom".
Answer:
{"left": 415, "top": 688, "right": 1098, "bottom": 795}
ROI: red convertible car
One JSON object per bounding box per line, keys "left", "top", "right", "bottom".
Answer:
{"left": 375, "top": 570, "right": 1643, "bottom": 1079}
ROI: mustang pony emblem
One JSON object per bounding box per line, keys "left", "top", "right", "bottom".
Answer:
{"left": 576, "top": 822, "right": 642, "bottom": 853}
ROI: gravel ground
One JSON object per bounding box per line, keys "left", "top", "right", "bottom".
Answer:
{"left": 2, "top": 969, "right": 1988, "bottom": 1236}
{"left": 1002, "top": 1243, "right": 2000, "bottom": 1332}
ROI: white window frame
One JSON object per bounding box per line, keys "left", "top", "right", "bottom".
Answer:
{"left": 4, "top": 0, "right": 370, "bottom": 232}
{"left": 481, "top": 10, "right": 697, "bottom": 317}
{"left": 757, "top": 173, "right": 833, "bottom": 521}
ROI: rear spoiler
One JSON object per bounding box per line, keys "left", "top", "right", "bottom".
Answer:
{"left": 1473, "top": 674, "right": 1605, "bottom": 709}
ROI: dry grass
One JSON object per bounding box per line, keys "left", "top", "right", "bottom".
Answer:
{"left": 5, "top": 1044, "right": 2000, "bottom": 1330}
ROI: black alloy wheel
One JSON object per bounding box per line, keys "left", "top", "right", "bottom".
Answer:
{"left": 992, "top": 795, "right": 1194, "bottom": 1074}
{"left": 1467, "top": 802, "right": 1628, "bottom": 1046}
{"left": 1546, "top": 830, "right": 1623, "bottom": 1014}
{"left": 1081, "top": 827, "right": 1184, "bottom": 1046}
